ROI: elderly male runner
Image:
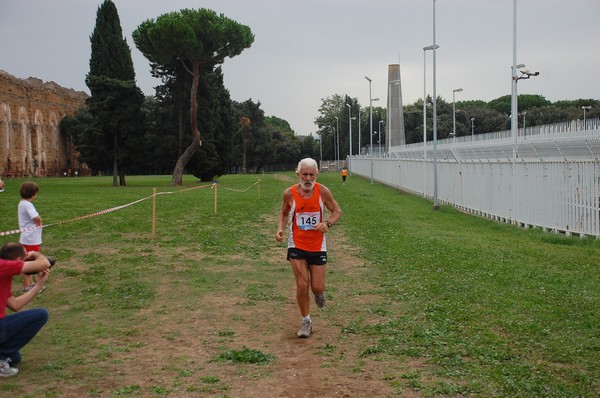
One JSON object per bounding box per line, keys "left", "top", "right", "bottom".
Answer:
{"left": 275, "top": 158, "right": 343, "bottom": 338}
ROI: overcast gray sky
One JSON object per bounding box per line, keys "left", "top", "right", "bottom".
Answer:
{"left": 1, "top": 0, "right": 598, "bottom": 136}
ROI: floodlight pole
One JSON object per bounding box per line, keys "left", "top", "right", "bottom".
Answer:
{"left": 582, "top": 105, "right": 591, "bottom": 129}
{"left": 378, "top": 120, "right": 383, "bottom": 155}
{"left": 330, "top": 125, "right": 336, "bottom": 163}
{"left": 511, "top": 0, "right": 518, "bottom": 224}
{"left": 334, "top": 116, "right": 339, "bottom": 170}
{"left": 452, "top": 88, "right": 462, "bottom": 143}
{"left": 357, "top": 105, "right": 361, "bottom": 155}
{"left": 319, "top": 130, "right": 322, "bottom": 171}
{"left": 432, "top": 0, "right": 439, "bottom": 210}
{"left": 423, "top": 44, "right": 438, "bottom": 199}
{"left": 365, "top": 76, "right": 373, "bottom": 184}
{"left": 346, "top": 103, "right": 352, "bottom": 173}
{"left": 423, "top": 44, "right": 438, "bottom": 161}
{"left": 511, "top": 0, "right": 518, "bottom": 159}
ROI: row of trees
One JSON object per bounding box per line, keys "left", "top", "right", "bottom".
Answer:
{"left": 61, "top": 1, "right": 597, "bottom": 186}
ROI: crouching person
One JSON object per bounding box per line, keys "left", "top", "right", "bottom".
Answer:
{"left": 0, "top": 242, "right": 51, "bottom": 377}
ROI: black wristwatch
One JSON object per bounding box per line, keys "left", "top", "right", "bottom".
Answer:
{"left": 326, "top": 221, "right": 333, "bottom": 228}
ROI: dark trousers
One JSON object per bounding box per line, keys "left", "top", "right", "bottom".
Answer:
{"left": 0, "top": 308, "right": 48, "bottom": 363}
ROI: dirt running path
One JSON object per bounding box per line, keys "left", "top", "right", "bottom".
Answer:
{"left": 196, "top": 228, "right": 403, "bottom": 398}
{"left": 69, "top": 221, "right": 419, "bottom": 398}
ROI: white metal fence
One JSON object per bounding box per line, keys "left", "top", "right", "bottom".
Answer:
{"left": 350, "top": 119, "right": 600, "bottom": 237}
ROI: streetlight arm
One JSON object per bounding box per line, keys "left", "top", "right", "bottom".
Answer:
{"left": 423, "top": 44, "right": 440, "bottom": 51}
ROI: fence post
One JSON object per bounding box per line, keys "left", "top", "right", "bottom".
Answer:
{"left": 152, "top": 187, "right": 156, "bottom": 239}
{"left": 214, "top": 182, "right": 218, "bottom": 214}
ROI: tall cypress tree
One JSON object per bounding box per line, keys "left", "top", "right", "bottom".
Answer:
{"left": 83, "top": 0, "right": 144, "bottom": 186}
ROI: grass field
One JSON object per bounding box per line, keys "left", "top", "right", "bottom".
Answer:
{"left": 0, "top": 173, "right": 598, "bottom": 397}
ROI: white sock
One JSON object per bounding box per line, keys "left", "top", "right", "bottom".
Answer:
{"left": 302, "top": 315, "right": 311, "bottom": 322}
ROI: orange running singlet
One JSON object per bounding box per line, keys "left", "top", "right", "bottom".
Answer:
{"left": 288, "top": 183, "right": 326, "bottom": 252}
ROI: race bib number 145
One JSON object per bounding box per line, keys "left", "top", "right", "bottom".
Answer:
{"left": 296, "top": 212, "right": 320, "bottom": 230}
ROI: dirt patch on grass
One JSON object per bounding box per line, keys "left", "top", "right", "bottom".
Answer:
{"left": 270, "top": 174, "right": 296, "bottom": 184}
{"left": 103, "top": 227, "right": 416, "bottom": 397}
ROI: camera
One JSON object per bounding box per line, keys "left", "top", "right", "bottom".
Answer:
{"left": 25, "top": 255, "right": 56, "bottom": 275}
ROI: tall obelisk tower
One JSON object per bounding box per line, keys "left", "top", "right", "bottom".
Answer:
{"left": 386, "top": 64, "right": 405, "bottom": 151}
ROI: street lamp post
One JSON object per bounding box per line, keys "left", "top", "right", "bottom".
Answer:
{"left": 582, "top": 105, "right": 591, "bottom": 129}
{"left": 319, "top": 130, "right": 323, "bottom": 171}
{"left": 329, "top": 125, "right": 336, "bottom": 165}
{"left": 334, "top": 116, "right": 339, "bottom": 170}
{"left": 511, "top": 0, "right": 518, "bottom": 158}
{"left": 378, "top": 120, "right": 383, "bottom": 155}
{"left": 357, "top": 105, "right": 361, "bottom": 155}
{"left": 365, "top": 76, "right": 374, "bottom": 184}
{"left": 510, "top": 0, "right": 518, "bottom": 224}
{"left": 346, "top": 103, "right": 355, "bottom": 174}
{"left": 423, "top": 44, "right": 439, "bottom": 160}
{"left": 510, "top": 0, "right": 537, "bottom": 223}
{"left": 471, "top": 118, "right": 475, "bottom": 140}
{"left": 452, "top": 88, "right": 463, "bottom": 143}
{"left": 511, "top": 0, "right": 539, "bottom": 157}
{"left": 432, "top": 0, "right": 439, "bottom": 210}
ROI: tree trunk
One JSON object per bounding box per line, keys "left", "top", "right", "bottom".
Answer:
{"left": 242, "top": 138, "right": 247, "bottom": 173}
{"left": 240, "top": 118, "right": 251, "bottom": 174}
{"left": 171, "top": 139, "right": 201, "bottom": 185}
{"left": 178, "top": 105, "right": 184, "bottom": 157}
{"left": 119, "top": 169, "right": 126, "bottom": 186}
{"left": 171, "top": 60, "right": 202, "bottom": 185}
{"left": 112, "top": 138, "right": 118, "bottom": 187}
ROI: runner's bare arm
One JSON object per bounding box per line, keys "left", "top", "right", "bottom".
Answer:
{"left": 321, "top": 185, "right": 343, "bottom": 227}
{"left": 275, "top": 188, "right": 293, "bottom": 242}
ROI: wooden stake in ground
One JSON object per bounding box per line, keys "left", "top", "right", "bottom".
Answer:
{"left": 214, "top": 182, "right": 218, "bottom": 214}
{"left": 152, "top": 187, "right": 156, "bottom": 239}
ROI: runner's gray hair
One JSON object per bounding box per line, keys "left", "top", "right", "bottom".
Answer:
{"left": 297, "top": 158, "right": 318, "bottom": 173}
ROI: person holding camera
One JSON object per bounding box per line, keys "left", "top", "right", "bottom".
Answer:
{"left": 0, "top": 242, "right": 51, "bottom": 377}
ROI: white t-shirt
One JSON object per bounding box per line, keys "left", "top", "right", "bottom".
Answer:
{"left": 18, "top": 200, "right": 42, "bottom": 245}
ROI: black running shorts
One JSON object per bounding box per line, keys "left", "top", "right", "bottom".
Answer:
{"left": 287, "top": 248, "right": 328, "bottom": 266}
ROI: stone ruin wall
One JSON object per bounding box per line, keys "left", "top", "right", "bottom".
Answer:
{"left": 0, "top": 70, "right": 88, "bottom": 177}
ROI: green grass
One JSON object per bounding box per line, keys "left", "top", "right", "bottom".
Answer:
{"left": 213, "top": 347, "right": 275, "bottom": 364}
{"left": 333, "top": 176, "right": 600, "bottom": 397}
{"left": 0, "top": 173, "right": 598, "bottom": 397}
